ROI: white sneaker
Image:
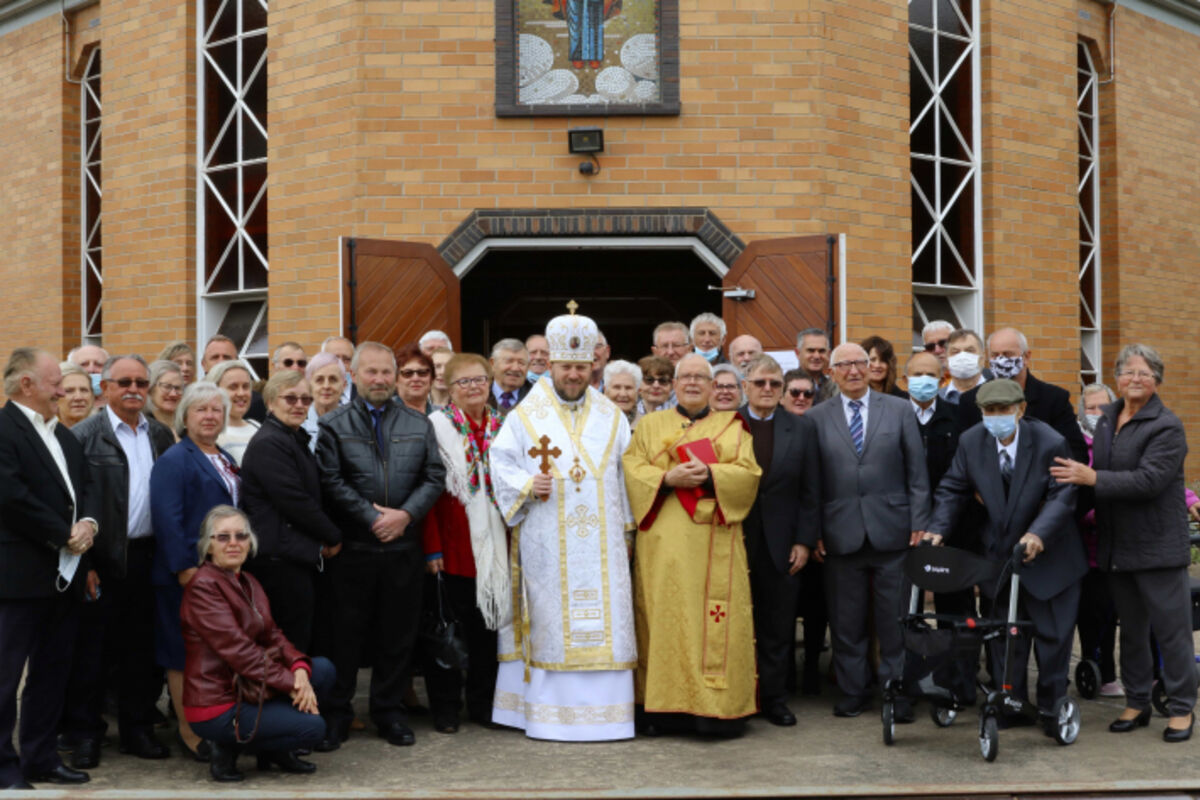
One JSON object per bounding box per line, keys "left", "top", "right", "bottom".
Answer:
{"left": 1099, "top": 681, "right": 1124, "bottom": 697}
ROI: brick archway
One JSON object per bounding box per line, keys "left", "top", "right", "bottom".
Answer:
{"left": 436, "top": 207, "right": 746, "bottom": 270}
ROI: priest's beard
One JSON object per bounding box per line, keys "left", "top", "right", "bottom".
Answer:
{"left": 552, "top": 378, "right": 587, "bottom": 403}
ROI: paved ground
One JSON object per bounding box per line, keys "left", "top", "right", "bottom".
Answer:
{"left": 27, "top": 641, "right": 1200, "bottom": 799}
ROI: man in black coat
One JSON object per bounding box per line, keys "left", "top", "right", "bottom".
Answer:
{"left": 316, "top": 342, "right": 445, "bottom": 751}
{"left": 0, "top": 348, "right": 96, "bottom": 789}
{"left": 486, "top": 338, "right": 534, "bottom": 412}
{"left": 926, "top": 380, "right": 1087, "bottom": 728}
{"left": 64, "top": 355, "right": 176, "bottom": 767}
{"left": 955, "top": 327, "right": 1087, "bottom": 463}
{"left": 738, "top": 357, "right": 820, "bottom": 727}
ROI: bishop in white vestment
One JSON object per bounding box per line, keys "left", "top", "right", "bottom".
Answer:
{"left": 489, "top": 306, "right": 637, "bottom": 741}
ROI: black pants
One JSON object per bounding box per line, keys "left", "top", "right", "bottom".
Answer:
{"left": 825, "top": 547, "right": 906, "bottom": 699}
{"left": 0, "top": 593, "right": 78, "bottom": 784}
{"left": 326, "top": 546, "right": 422, "bottom": 729}
{"left": 61, "top": 539, "right": 162, "bottom": 742}
{"left": 796, "top": 558, "right": 827, "bottom": 677}
{"left": 422, "top": 573, "right": 497, "bottom": 722}
{"left": 987, "top": 580, "right": 1080, "bottom": 713}
{"left": 1077, "top": 567, "right": 1117, "bottom": 684}
{"left": 747, "top": 540, "right": 800, "bottom": 706}
{"left": 247, "top": 557, "right": 317, "bottom": 653}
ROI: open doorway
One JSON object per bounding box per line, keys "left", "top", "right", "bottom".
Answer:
{"left": 459, "top": 248, "right": 720, "bottom": 362}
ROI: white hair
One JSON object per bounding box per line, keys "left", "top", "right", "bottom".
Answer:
{"left": 175, "top": 381, "right": 230, "bottom": 437}
{"left": 921, "top": 319, "right": 955, "bottom": 339}
{"left": 603, "top": 359, "right": 642, "bottom": 389}
{"left": 689, "top": 312, "right": 726, "bottom": 342}
{"left": 674, "top": 354, "right": 713, "bottom": 379}
{"left": 490, "top": 338, "right": 527, "bottom": 359}
{"left": 419, "top": 330, "right": 451, "bottom": 348}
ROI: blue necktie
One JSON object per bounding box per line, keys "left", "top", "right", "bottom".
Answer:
{"left": 370, "top": 407, "right": 385, "bottom": 453}
{"left": 848, "top": 399, "right": 864, "bottom": 455}
{"left": 500, "top": 391, "right": 515, "bottom": 411}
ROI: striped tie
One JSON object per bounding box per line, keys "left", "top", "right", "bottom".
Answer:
{"left": 848, "top": 399, "right": 864, "bottom": 455}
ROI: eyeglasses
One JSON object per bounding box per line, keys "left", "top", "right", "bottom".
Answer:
{"left": 713, "top": 383, "right": 739, "bottom": 392}
{"left": 924, "top": 338, "right": 949, "bottom": 352}
{"left": 399, "top": 368, "right": 431, "bottom": 379}
{"left": 279, "top": 358, "right": 308, "bottom": 369}
{"left": 157, "top": 382, "right": 184, "bottom": 395}
{"left": 452, "top": 375, "right": 488, "bottom": 388}
{"left": 677, "top": 374, "right": 711, "bottom": 383}
{"left": 113, "top": 377, "right": 151, "bottom": 389}
{"left": 644, "top": 376, "right": 672, "bottom": 386}
{"left": 748, "top": 378, "right": 783, "bottom": 390}
{"left": 788, "top": 388, "right": 815, "bottom": 399}
{"left": 213, "top": 532, "right": 251, "bottom": 544}
{"left": 833, "top": 359, "right": 868, "bottom": 372}
{"left": 279, "top": 394, "right": 313, "bottom": 406}
{"left": 1117, "top": 370, "right": 1156, "bottom": 381}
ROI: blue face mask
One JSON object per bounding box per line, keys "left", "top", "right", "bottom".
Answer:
{"left": 527, "top": 371, "right": 546, "bottom": 383}
{"left": 989, "top": 355, "right": 1024, "bottom": 380}
{"left": 89, "top": 373, "right": 103, "bottom": 396}
{"left": 696, "top": 347, "right": 721, "bottom": 363}
{"left": 982, "top": 414, "right": 1017, "bottom": 440}
{"left": 907, "top": 375, "right": 939, "bottom": 403}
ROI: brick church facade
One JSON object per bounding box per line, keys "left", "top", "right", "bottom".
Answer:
{"left": 1, "top": 0, "right": 1198, "bottom": 468}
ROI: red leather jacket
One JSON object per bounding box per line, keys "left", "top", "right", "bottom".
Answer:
{"left": 180, "top": 561, "right": 308, "bottom": 713}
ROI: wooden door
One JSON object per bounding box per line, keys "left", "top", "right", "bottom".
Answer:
{"left": 343, "top": 238, "right": 460, "bottom": 351}
{"left": 722, "top": 235, "right": 836, "bottom": 350}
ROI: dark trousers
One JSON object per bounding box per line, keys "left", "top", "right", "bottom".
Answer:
{"left": 1109, "top": 567, "right": 1198, "bottom": 717}
{"left": 0, "top": 593, "right": 78, "bottom": 783}
{"left": 796, "top": 558, "right": 827, "bottom": 677}
{"left": 747, "top": 540, "right": 800, "bottom": 706}
{"left": 247, "top": 557, "right": 317, "bottom": 654}
{"left": 326, "top": 546, "right": 422, "bottom": 729}
{"left": 931, "top": 586, "right": 979, "bottom": 703}
{"left": 423, "top": 573, "right": 498, "bottom": 722}
{"left": 1077, "top": 567, "right": 1117, "bottom": 684}
{"left": 191, "top": 657, "right": 335, "bottom": 753}
{"left": 61, "top": 540, "right": 162, "bottom": 742}
{"left": 987, "top": 580, "right": 1080, "bottom": 713}
{"left": 825, "top": 546, "right": 905, "bottom": 699}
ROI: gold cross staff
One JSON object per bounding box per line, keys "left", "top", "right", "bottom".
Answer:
{"left": 566, "top": 299, "right": 578, "bottom": 315}
{"left": 528, "top": 435, "right": 562, "bottom": 475}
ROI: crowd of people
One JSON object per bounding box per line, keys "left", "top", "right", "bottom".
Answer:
{"left": 0, "top": 309, "right": 1197, "bottom": 790}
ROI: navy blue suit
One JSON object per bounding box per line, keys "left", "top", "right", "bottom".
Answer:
{"left": 149, "top": 437, "right": 237, "bottom": 670}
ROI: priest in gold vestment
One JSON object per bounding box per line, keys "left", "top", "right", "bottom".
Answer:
{"left": 623, "top": 353, "right": 761, "bottom": 737}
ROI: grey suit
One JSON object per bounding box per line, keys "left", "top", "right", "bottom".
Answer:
{"left": 808, "top": 390, "right": 931, "bottom": 700}
{"left": 929, "top": 418, "right": 1086, "bottom": 712}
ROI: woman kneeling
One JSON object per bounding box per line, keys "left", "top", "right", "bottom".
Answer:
{"left": 181, "top": 505, "right": 335, "bottom": 781}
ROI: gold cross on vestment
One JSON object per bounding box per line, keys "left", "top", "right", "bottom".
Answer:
{"left": 566, "top": 299, "right": 579, "bottom": 315}
{"left": 564, "top": 504, "right": 599, "bottom": 539}
{"left": 528, "top": 435, "right": 562, "bottom": 474}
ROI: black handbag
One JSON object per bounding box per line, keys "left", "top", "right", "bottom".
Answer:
{"left": 420, "top": 572, "right": 469, "bottom": 671}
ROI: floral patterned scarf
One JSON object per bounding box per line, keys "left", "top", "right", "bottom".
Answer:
{"left": 441, "top": 402, "right": 503, "bottom": 505}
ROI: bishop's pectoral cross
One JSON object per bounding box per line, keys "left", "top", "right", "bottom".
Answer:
{"left": 528, "top": 435, "right": 561, "bottom": 475}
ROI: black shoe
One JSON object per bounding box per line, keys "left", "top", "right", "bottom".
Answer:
{"left": 257, "top": 750, "right": 317, "bottom": 774}
{"left": 833, "top": 696, "right": 871, "bottom": 718}
{"left": 119, "top": 729, "right": 169, "bottom": 760}
{"left": 25, "top": 764, "right": 90, "bottom": 785}
{"left": 1109, "top": 707, "right": 1152, "bottom": 733}
{"left": 175, "top": 730, "right": 212, "bottom": 762}
{"left": 315, "top": 717, "right": 349, "bottom": 752}
{"left": 69, "top": 738, "right": 100, "bottom": 770}
{"left": 380, "top": 721, "right": 416, "bottom": 746}
{"left": 892, "top": 697, "right": 915, "bottom": 724}
{"left": 0, "top": 778, "right": 34, "bottom": 789}
{"left": 764, "top": 703, "right": 797, "bottom": 727}
{"left": 1164, "top": 713, "right": 1194, "bottom": 743}
{"left": 55, "top": 733, "right": 78, "bottom": 751}
{"left": 434, "top": 714, "right": 460, "bottom": 734}
{"left": 208, "top": 742, "right": 243, "bottom": 782}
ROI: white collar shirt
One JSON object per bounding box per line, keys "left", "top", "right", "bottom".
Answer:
{"left": 106, "top": 405, "right": 154, "bottom": 538}
{"left": 15, "top": 400, "right": 75, "bottom": 509}
{"left": 911, "top": 397, "right": 937, "bottom": 426}
{"left": 840, "top": 391, "right": 869, "bottom": 440}
{"left": 941, "top": 373, "right": 986, "bottom": 404}
{"left": 995, "top": 424, "right": 1020, "bottom": 470}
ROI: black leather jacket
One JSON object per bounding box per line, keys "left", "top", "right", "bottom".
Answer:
{"left": 315, "top": 396, "right": 445, "bottom": 550}
{"left": 73, "top": 411, "right": 176, "bottom": 579}
{"left": 242, "top": 414, "right": 341, "bottom": 567}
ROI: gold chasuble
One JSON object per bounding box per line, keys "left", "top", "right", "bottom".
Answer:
{"left": 623, "top": 408, "right": 761, "bottom": 720}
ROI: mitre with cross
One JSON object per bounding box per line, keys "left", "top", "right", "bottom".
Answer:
{"left": 545, "top": 299, "right": 598, "bottom": 364}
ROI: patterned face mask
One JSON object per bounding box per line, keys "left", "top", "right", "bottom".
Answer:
{"left": 989, "top": 355, "right": 1024, "bottom": 380}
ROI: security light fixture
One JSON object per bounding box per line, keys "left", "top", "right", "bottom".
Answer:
{"left": 568, "top": 128, "right": 604, "bottom": 154}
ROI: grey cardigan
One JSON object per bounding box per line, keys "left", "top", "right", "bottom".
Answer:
{"left": 1092, "top": 393, "right": 1190, "bottom": 572}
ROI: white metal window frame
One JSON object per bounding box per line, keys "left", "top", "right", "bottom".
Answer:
{"left": 909, "top": 0, "right": 983, "bottom": 345}
{"left": 81, "top": 48, "right": 102, "bottom": 345}
{"left": 196, "top": 0, "right": 269, "bottom": 377}
{"left": 1077, "top": 42, "right": 1102, "bottom": 387}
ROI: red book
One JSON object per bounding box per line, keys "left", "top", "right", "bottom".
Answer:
{"left": 674, "top": 438, "right": 721, "bottom": 522}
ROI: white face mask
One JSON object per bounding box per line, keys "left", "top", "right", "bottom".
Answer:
{"left": 1082, "top": 413, "right": 1103, "bottom": 434}
{"left": 947, "top": 351, "right": 981, "bottom": 380}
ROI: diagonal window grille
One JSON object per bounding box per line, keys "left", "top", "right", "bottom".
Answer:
{"left": 81, "top": 49, "right": 103, "bottom": 344}
{"left": 1077, "top": 42, "right": 1101, "bottom": 387}
{"left": 909, "top": 0, "right": 981, "bottom": 347}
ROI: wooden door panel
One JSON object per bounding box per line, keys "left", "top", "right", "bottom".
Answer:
{"left": 344, "top": 239, "right": 461, "bottom": 352}
{"left": 723, "top": 236, "right": 835, "bottom": 350}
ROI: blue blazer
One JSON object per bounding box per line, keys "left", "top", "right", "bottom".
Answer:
{"left": 150, "top": 436, "right": 238, "bottom": 586}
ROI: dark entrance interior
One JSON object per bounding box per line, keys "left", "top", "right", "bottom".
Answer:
{"left": 460, "top": 248, "right": 721, "bottom": 362}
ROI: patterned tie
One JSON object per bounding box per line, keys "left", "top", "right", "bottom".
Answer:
{"left": 500, "top": 391, "right": 515, "bottom": 412}
{"left": 848, "top": 399, "right": 864, "bottom": 455}
{"left": 370, "top": 407, "right": 385, "bottom": 453}
{"left": 1000, "top": 449, "right": 1013, "bottom": 489}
